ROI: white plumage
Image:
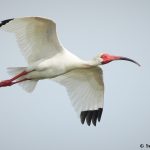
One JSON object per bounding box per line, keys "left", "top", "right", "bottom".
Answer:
{"left": 53, "top": 67, "right": 104, "bottom": 114}
{"left": 2, "top": 17, "right": 62, "bottom": 64}
{"left": 0, "top": 17, "right": 140, "bottom": 126}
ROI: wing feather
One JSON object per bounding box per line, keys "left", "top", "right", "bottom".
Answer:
{"left": 0, "top": 17, "right": 64, "bottom": 64}
{"left": 53, "top": 67, "right": 104, "bottom": 125}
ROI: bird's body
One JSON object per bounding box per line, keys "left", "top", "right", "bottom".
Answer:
{"left": 0, "top": 17, "right": 140, "bottom": 126}
{"left": 19, "top": 48, "right": 98, "bottom": 80}
{"left": 25, "top": 50, "right": 84, "bottom": 79}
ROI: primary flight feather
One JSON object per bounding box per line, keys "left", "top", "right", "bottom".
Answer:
{"left": 0, "top": 17, "right": 140, "bottom": 126}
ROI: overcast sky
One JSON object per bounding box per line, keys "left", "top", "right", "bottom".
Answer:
{"left": 0, "top": 0, "right": 149, "bottom": 150}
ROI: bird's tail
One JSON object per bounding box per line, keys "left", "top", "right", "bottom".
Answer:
{"left": 7, "top": 67, "right": 38, "bottom": 93}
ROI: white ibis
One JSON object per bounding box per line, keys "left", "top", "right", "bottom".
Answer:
{"left": 0, "top": 17, "right": 140, "bottom": 126}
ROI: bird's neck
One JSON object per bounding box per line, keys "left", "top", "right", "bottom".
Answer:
{"left": 82, "top": 58, "right": 101, "bottom": 68}
{"left": 65, "top": 50, "right": 101, "bottom": 69}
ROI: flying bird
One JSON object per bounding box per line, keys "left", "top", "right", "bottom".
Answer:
{"left": 0, "top": 17, "right": 140, "bottom": 126}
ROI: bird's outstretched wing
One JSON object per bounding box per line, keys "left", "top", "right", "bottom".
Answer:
{"left": 53, "top": 67, "right": 104, "bottom": 126}
{"left": 0, "top": 17, "right": 64, "bottom": 64}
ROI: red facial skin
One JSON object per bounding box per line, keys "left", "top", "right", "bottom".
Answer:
{"left": 100, "top": 53, "right": 140, "bottom": 66}
{"left": 101, "top": 53, "right": 120, "bottom": 64}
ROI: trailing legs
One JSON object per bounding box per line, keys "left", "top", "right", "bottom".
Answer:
{"left": 0, "top": 71, "right": 30, "bottom": 87}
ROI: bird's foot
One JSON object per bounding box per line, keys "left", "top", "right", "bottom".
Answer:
{"left": 0, "top": 80, "right": 13, "bottom": 87}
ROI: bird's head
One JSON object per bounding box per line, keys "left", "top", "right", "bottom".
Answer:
{"left": 97, "top": 53, "right": 140, "bottom": 66}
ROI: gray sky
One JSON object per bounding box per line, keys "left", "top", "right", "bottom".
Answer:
{"left": 0, "top": 0, "right": 149, "bottom": 150}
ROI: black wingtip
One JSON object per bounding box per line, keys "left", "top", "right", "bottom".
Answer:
{"left": 98, "top": 108, "right": 103, "bottom": 122}
{"left": 86, "top": 111, "right": 93, "bottom": 126}
{"left": 80, "top": 108, "right": 103, "bottom": 126}
{"left": 0, "top": 18, "right": 14, "bottom": 27}
{"left": 80, "top": 111, "right": 88, "bottom": 124}
{"left": 92, "top": 110, "right": 98, "bottom": 126}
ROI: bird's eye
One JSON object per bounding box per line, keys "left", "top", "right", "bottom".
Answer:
{"left": 100, "top": 54, "right": 106, "bottom": 59}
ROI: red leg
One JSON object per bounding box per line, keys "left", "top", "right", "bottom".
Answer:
{"left": 0, "top": 71, "right": 31, "bottom": 87}
{"left": 10, "top": 71, "right": 29, "bottom": 81}
{"left": 0, "top": 80, "right": 13, "bottom": 87}
{"left": 0, "top": 78, "right": 29, "bottom": 87}
{"left": 12, "top": 78, "right": 29, "bottom": 85}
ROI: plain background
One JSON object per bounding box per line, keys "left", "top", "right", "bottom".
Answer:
{"left": 0, "top": 0, "right": 149, "bottom": 150}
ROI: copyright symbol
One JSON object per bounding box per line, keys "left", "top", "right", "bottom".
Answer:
{"left": 140, "top": 144, "right": 144, "bottom": 148}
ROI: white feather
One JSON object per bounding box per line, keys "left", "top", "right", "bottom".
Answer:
{"left": 53, "top": 67, "right": 104, "bottom": 115}
{"left": 19, "top": 80, "right": 38, "bottom": 93}
{"left": 7, "top": 67, "right": 26, "bottom": 76}
{"left": 1, "top": 17, "right": 64, "bottom": 64}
